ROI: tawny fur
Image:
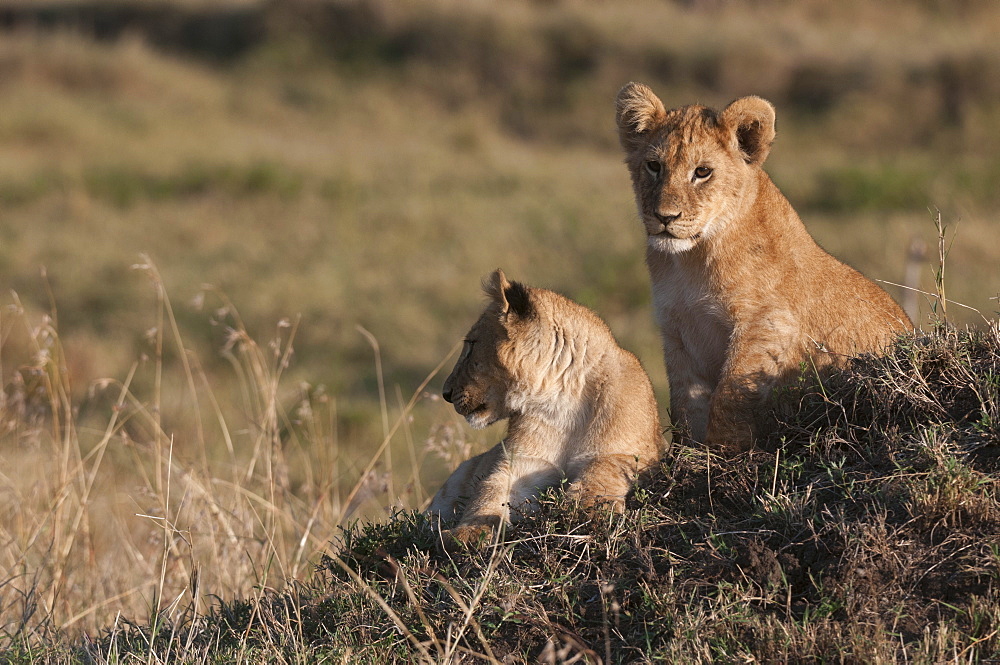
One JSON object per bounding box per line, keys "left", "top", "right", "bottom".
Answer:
{"left": 427, "top": 269, "right": 664, "bottom": 548}
{"left": 615, "top": 82, "right": 912, "bottom": 453}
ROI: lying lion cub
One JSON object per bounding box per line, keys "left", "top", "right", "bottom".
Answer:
{"left": 615, "top": 82, "right": 912, "bottom": 452}
{"left": 427, "top": 269, "right": 664, "bottom": 548}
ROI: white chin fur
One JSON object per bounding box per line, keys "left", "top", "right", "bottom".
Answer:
{"left": 465, "top": 412, "right": 494, "bottom": 429}
{"left": 647, "top": 234, "right": 698, "bottom": 254}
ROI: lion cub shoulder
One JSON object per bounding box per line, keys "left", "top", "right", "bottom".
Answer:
{"left": 615, "top": 82, "right": 911, "bottom": 453}
{"left": 427, "top": 269, "right": 664, "bottom": 548}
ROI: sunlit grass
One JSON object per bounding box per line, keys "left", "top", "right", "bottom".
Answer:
{"left": 0, "top": 262, "right": 477, "bottom": 640}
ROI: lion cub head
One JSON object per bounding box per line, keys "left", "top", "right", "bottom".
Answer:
{"left": 441, "top": 269, "right": 546, "bottom": 429}
{"left": 616, "top": 82, "right": 776, "bottom": 254}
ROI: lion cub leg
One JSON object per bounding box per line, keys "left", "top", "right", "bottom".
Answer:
{"left": 427, "top": 444, "right": 504, "bottom": 549}
{"left": 567, "top": 454, "right": 649, "bottom": 512}
{"left": 705, "top": 330, "right": 793, "bottom": 452}
{"left": 667, "top": 363, "right": 714, "bottom": 445}
{"left": 440, "top": 463, "right": 512, "bottom": 549}
{"left": 437, "top": 443, "right": 563, "bottom": 550}
{"left": 661, "top": 332, "right": 716, "bottom": 444}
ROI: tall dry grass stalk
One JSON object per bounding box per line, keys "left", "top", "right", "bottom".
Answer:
{"left": 932, "top": 208, "right": 953, "bottom": 326}
{"left": 0, "top": 259, "right": 456, "bottom": 644}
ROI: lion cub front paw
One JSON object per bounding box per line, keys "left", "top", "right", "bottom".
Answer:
{"left": 566, "top": 482, "right": 627, "bottom": 515}
{"left": 439, "top": 524, "right": 493, "bottom": 552}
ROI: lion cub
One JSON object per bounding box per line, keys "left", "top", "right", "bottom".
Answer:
{"left": 615, "top": 82, "right": 912, "bottom": 453}
{"left": 427, "top": 269, "right": 663, "bottom": 548}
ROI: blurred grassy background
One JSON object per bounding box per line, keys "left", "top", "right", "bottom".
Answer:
{"left": 2, "top": 1, "right": 999, "bottom": 377}
{"left": 1, "top": 0, "right": 1000, "bottom": 635}
{"left": 1, "top": 0, "right": 999, "bottom": 480}
{"left": 0, "top": 2, "right": 997, "bottom": 500}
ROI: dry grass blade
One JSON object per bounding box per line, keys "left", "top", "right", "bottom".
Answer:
{"left": 340, "top": 339, "right": 462, "bottom": 522}
{"left": 432, "top": 561, "right": 502, "bottom": 664}
{"left": 378, "top": 551, "right": 443, "bottom": 655}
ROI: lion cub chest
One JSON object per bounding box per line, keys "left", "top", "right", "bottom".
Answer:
{"left": 649, "top": 250, "right": 731, "bottom": 387}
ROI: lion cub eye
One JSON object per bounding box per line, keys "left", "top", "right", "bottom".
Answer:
{"left": 693, "top": 166, "right": 713, "bottom": 180}
{"left": 645, "top": 161, "right": 662, "bottom": 177}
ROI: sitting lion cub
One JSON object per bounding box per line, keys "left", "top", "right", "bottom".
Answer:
{"left": 615, "top": 82, "right": 912, "bottom": 453}
{"left": 427, "top": 269, "right": 664, "bottom": 548}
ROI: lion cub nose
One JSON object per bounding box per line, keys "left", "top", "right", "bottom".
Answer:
{"left": 442, "top": 387, "right": 454, "bottom": 403}
{"left": 655, "top": 211, "right": 681, "bottom": 225}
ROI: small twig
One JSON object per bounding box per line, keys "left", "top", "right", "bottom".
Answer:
{"left": 876, "top": 279, "right": 985, "bottom": 322}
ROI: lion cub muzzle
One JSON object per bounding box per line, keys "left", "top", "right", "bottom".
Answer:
{"left": 646, "top": 211, "right": 679, "bottom": 236}
{"left": 648, "top": 211, "right": 703, "bottom": 242}
{"left": 441, "top": 334, "right": 513, "bottom": 430}
{"left": 442, "top": 378, "right": 494, "bottom": 429}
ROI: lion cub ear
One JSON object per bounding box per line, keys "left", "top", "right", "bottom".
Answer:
{"left": 719, "top": 96, "right": 776, "bottom": 166}
{"left": 616, "top": 82, "right": 667, "bottom": 151}
{"left": 484, "top": 269, "right": 535, "bottom": 321}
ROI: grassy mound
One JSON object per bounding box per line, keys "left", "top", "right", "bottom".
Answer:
{"left": 58, "top": 323, "right": 1000, "bottom": 663}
